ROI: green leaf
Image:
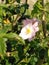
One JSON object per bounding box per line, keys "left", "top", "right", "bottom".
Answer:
{"left": 30, "top": 56, "right": 36, "bottom": 65}
{"left": 0, "top": 32, "right": 25, "bottom": 45}
{"left": 6, "top": 33, "right": 25, "bottom": 44}
{"left": 34, "top": 57, "right": 38, "bottom": 62}
{"left": 6, "top": 60, "right": 11, "bottom": 65}
{"left": 0, "top": 24, "right": 11, "bottom": 34}
{"left": 16, "top": 0, "right": 20, "bottom": 3}
{"left": 0, "top": 37, "right": 6, "bottom": 56}
{"left": 4, "top": 33, "right": 25, "bottom": 45}
{"left": 20, "top": 7, "right": 25, "bottom": 14}
{"left": 0, "top": 6, "right": 3, "bottom": 16}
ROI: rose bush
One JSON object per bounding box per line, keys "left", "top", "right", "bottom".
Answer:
{"left": 0, "top": 0, "right": 49, "bottom": 65}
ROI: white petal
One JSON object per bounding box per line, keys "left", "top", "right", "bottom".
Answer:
{"left": 19, "top": 24, "right": 33, "bottom": 40}
{"left": 19, "top": 33, "right": 28, "bottom": 39}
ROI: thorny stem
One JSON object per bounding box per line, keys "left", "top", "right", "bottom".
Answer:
{"left": 42, "top": 0, "right": 46, "bottom": 38}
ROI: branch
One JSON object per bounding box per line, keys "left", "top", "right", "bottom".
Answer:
{"left": 41, "top": 0, "right": 46, "bottom": 38}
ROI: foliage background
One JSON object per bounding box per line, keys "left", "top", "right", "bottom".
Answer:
{"left": 0, "top": 0, "right": 49, "bottom": 65}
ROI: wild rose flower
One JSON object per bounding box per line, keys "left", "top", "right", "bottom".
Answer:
{"left": 19, "top": 18, "right": 39, "bottom": 41}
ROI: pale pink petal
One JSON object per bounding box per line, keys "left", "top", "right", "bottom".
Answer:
{"left": 19, "top": 18, "right": 39, "bottom": 41}
{"left": 31, "top": 18, "right": 39, "bottom": 24}
{"left": 33, "top": 22, "right": 38, "bottom": 27}
{"left": 34, "top": 27, "right": 39, "bottom": 32}
{"left": 23, "top": 18, "right": 32, "bottom": 26}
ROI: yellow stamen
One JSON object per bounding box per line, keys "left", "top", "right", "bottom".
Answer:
{"left": 26, "top": 28, "right": 31, "bottom": 34}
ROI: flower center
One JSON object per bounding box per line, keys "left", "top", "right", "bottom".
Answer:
{"left": 26, "top": 28, "right": 31, "bottom": 34}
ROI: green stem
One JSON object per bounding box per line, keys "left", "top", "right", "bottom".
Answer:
{"left": 2, "top": 18, "right": 4, "bottom": 29}
{"left": 48, "top": 49, "right": 49, "bottom": 65}
{"left": 42, "top": 0, "right": 46, "bottom": 38}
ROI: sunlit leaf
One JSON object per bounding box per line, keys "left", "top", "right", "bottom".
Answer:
{"left": 0, "top": 37, "right": 6, "bottom": 56}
